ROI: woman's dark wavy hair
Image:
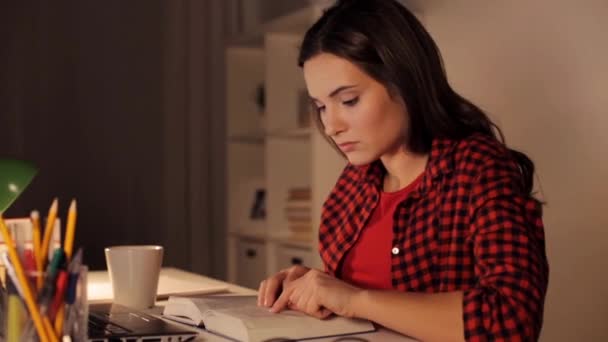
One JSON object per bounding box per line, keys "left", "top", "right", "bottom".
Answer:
{"left": 298, "top": 0, "right": 536, "bottom": 195}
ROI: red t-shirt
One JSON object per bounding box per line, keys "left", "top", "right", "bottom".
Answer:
{"left": 341, "top": 172, "right": 424, "bottom": 290}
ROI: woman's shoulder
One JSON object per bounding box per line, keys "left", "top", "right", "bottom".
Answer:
{"left": 455, "top": 133, "right": 510, "bottom": 160}
{"left": 428, "top": 133, "right": 524, "bottom": 189}
{"left": 450, "top": 133, "right": 520, "bottom": 175}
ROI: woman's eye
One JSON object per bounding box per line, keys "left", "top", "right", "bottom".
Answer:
{"left": 342, "top": 97, "right": 359, "bottom": 106}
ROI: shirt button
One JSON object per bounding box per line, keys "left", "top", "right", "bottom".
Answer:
{"left": 391, "top": 247, "right": 400, "bottom": 255}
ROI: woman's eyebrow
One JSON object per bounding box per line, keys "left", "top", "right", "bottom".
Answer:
{"left": 309, "top": 85, "right": 358, "bottom": 102}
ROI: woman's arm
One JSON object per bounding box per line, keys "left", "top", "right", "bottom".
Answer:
{"left": 269, "top": 268, "right": 464, "bottom": 341}
{"left": 351, "top": 289, "right": 465, "bottom": 342}
{"left": 352, "top": 164, "right": 548, "bottom": 341}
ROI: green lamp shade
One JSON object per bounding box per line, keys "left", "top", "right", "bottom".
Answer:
{"left": 0, "top": 159, "right": 37, "bottom": 212}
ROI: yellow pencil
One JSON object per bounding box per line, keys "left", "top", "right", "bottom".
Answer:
{"left": 0, "top": 215, "right": 49, "bottom": 342}
{"left": 54, "top": 305, "right": 65, "bottom": 337}
{"left": 31, "top": 210, "right": 44, "bottom": 290}
{"left": 40, "top": 198, "right": 58, "bottom": 268}
{"left": 54, "top": 199, "right": 77, "bottom": 335}
{"left": 54, "top": 200, "right": 77, "bottom": 335}
{"left": 63, "top": 199, "right": 77, "bottom": 259}
{"left": 43, "top": 316, "right": 59, "bottom": 342}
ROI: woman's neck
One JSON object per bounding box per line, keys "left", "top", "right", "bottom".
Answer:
{"left": 380, "top": 146, "right": 428, "bottom": 192}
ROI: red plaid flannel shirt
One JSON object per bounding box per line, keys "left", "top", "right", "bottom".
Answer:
{"left": 319, "top": 133, "right": 548, "bottom": 341}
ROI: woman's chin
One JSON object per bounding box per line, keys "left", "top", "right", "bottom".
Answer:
{"left": 346, "top": 152, "right": 377, "bottom": 166}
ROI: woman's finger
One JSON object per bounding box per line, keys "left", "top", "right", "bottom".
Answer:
{"left": 263, "top": 272, "right": 286, "bottom": 307}
{"left": 270, "top": 285, "right": 293, "bottom": 313}
{"left": 257, "top": 280, "right": 267, "bottom": 306}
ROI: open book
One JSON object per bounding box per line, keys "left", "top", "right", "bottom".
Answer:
{"left": 162, "top": 295, "right": 376, "bottom": 342}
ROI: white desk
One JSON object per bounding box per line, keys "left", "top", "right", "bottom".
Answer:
{"left": 87, "top": 267, "right": 415, "bottom": 342}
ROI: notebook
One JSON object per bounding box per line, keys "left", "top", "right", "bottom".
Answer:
{"left": 88, "top": 268, "right": 229, "bottom": 303}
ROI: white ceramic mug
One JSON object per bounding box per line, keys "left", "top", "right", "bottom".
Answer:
{"left": 104, "top": 245, "right": 163, "bottom": 309}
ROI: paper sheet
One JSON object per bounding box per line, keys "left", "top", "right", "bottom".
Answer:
{"left": 88, "top": 269, "right": 229, "bottom": 303}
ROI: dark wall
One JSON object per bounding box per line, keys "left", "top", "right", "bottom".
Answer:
{"left": 259, "top": 0, "right": 309, "bottom": 22}
{"left": 0, "top": 0, "right": 306, "bottom": 276}
{"left": 0, "top": 0, "right": 167, "bottom": 270}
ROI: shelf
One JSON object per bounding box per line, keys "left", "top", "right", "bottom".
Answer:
{"left": 268, "top": 232, "right": 313, "bottom": 249}
{"left": 266, "top": 127, "right": 311, "bottom": 140}
{"left": 229, "top": 228, "right": 313, "bottom": 249}
{"left": 229, "top": 228, "right": 267, "bottom": 241}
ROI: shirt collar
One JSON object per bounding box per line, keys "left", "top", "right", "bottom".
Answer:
{"left": 357, "top": 137, "right": 457, "bottom": 194}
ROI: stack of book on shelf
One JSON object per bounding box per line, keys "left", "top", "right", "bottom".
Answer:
{"left": 284, "top": 187, "right": 312, "bottom": 241}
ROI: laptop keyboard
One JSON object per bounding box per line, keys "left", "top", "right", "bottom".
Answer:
{"left": 89, "top": 314, "right": 132, "bottom": 336}
{"left": 87, "top": 304, "right": 197, "bottom": 342}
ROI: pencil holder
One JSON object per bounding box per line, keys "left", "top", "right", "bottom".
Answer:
{"left": 2, "top": 265, "right": 88, "bottom": 342}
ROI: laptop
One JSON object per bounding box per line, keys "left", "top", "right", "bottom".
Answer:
{"left": 88, "top": 303, "right": 198, "bottom": 342}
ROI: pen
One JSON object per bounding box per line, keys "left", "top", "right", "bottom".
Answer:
{"left": 0, "top": 216, "right": 49, "bottom": 342}
{"left": 23, "top": 249, "right": 37, "bottom": 291}
{"left": 60, "top": 248, "right": 83, "bottom": 337}
{"left": 39, "top": 248, "right": 64, "bottom": 314}
{"left": 50, "top": 269, "right": 68, "bottom": 320}
{"left": 65, "top": 248, "right": 83, "bottom": 305}
{"left": 40, "top": 198, "right": 58, "bottom": 268}
{"left": 40, "top": 249, "right": 64, "bottom": 342}
{"left": 55, "top": 199, "right": 77, "bottom": 334}
{"left": 31, "top": 210, "right": 44, "bottom": 290}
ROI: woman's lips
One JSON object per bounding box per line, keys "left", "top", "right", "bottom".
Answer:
{"left": 337, "top": 142, "right": 357, "bottom": 153}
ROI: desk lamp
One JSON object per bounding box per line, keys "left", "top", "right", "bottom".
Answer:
{"left": 0, "top": 158, "right": 37, "bottom": 213}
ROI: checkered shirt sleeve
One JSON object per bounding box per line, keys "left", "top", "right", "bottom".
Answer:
{"left": 463, "top": 154, "right": 548, "bottom": 341}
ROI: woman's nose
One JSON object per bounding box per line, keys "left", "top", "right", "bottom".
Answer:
{"left": 322, "top": 109, "right": 346, "bottom": 137}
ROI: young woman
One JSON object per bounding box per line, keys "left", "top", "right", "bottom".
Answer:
{"left": 257, "top": 0, "right": 549, "bottom": 341}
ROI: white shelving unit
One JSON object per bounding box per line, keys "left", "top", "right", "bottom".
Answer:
{"left": 225, "top": 5, "right": 346, "bottom": 289}
{"left": 225, "top": 2, "right": 426, "bottom": 289}
{"left": 225, "top": 45, "right": 266, "bottom": 288}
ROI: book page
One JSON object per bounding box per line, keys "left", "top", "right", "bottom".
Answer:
{"left": 215, "top": 305, "right": 316, "bottom": 328}
{"left": 189, "top": 295, "right": 259, "bottom": 312}
{"left": 214, "top": 305, "right": 373, "bottom": 332}
{"left": 199, "top": 296, "right": 374, "bottom": 337}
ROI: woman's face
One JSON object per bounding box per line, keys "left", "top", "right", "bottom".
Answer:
{"left": 303, "top": 53, "right": 409, "bottom": 166}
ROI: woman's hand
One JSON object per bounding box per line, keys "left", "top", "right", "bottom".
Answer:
{"left": 258, "top": 265, "right": 311, "bottom": 308}
{"left": 269, "top": 268, "right": 363, "bottom": 319}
